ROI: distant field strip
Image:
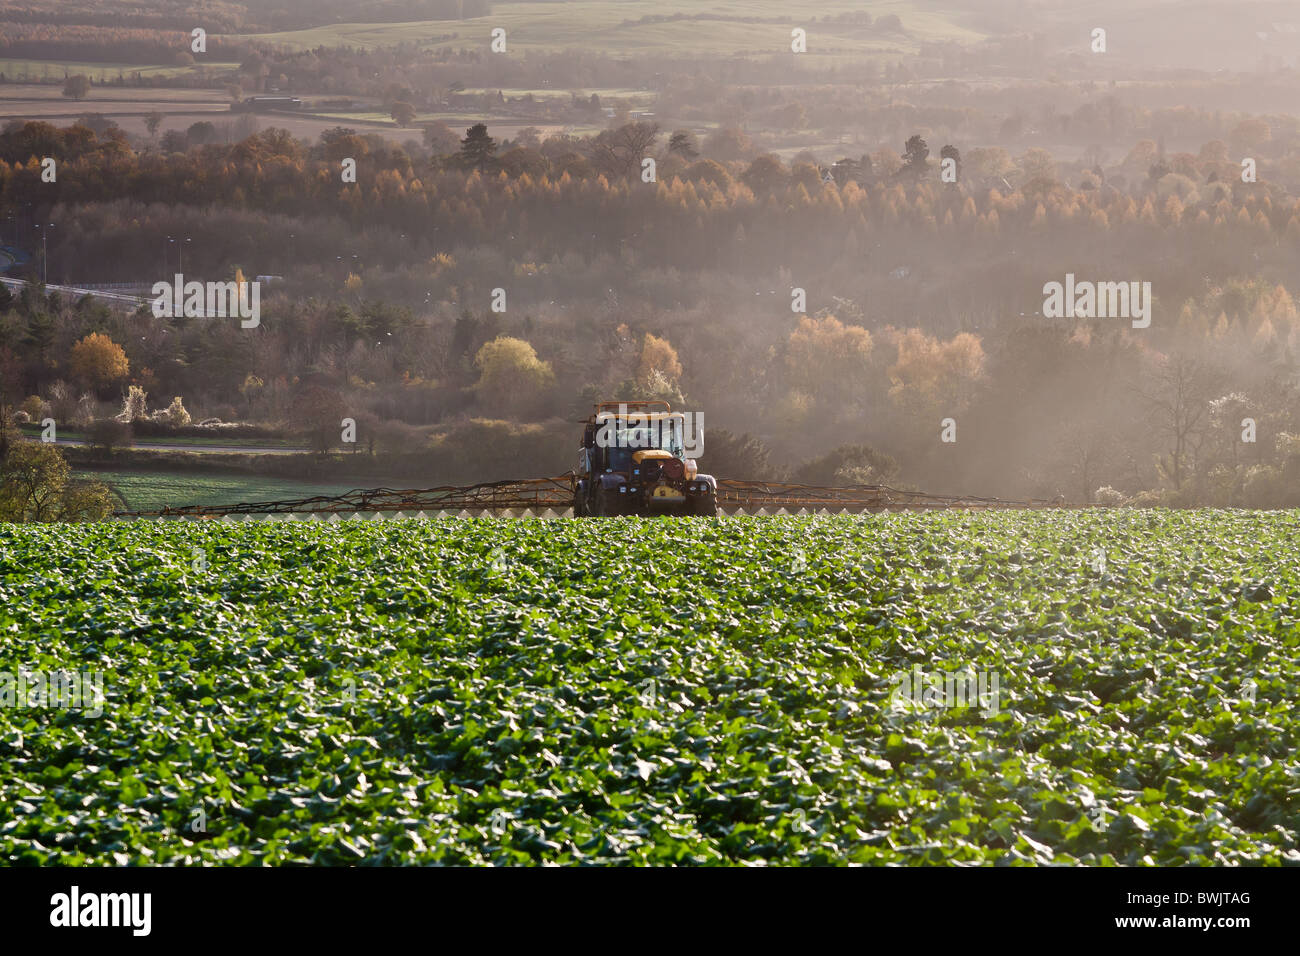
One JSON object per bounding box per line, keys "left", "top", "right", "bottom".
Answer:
{"left": 78, "top": 469, "right": 366, "bottom": 514}
{"left": 0, "top": 59, "right": 239, "bottom": 82}
{"left": 242, "top": 1, "right": 985, "bottom": 56}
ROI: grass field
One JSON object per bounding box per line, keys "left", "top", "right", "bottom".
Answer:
{"left": 243, "top": 1, "right": 985, "bottom": 58}
{"left": 0, "top": 83, "right": 229, "bottom": 104}
{"left": 1, "top": 510, "right": 1297, "bottom": 865}
{"left": 78, "top": 469, "right": 371, "bottom": 513}
{"left": 20, "top": 425, "right": 296, "bottom": 449}
{"left": 310, "top": 110, "right": 495, "bottom": 126}
{"left": 0, "top": 59, "right": 238, "bottom": 83}
{"left": 309, "top": 109, "right": 569, "bottom": 134}
{"left": 315, "top": 109, "right": 560, "bottom": 122}
{"left": 0, "top": 80, "right": 241, "bottom": 140}
{"left": 459, "top": 87, "right": 653, "bottom": 100}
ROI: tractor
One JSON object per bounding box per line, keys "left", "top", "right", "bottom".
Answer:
{"left": 572, "top": 401, "right": 717, "bottom": 516}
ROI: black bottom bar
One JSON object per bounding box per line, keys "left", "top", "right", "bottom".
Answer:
{"left": 0, "top": 865, "right": 1284, "bottom": 944}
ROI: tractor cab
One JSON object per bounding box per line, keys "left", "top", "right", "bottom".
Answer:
{"left": 574, "top": 401, "right": 717, "bottom": 516}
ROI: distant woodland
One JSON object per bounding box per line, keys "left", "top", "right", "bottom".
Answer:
{"left": 2, "top": 112, "right": 1298, "bottom": 507}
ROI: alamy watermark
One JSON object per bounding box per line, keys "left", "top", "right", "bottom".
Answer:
{"left": 1, "top": 669, "right": 105, "bottom": 717}
{"left": 593, "top": 404, "right": 704, "bottom": 455}
{"left": 151, "top": 273, "right": 260, "bottom": 327}
{"left": 889, "top": 665, "right": 1000, "bottom": 717}
{"left": 1043, "top": 273, "right": 1151, "bottom": 328}
{"left": 49, "top": 886, "right": 150, "bottom": 936}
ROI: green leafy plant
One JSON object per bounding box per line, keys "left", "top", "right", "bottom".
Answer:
{"left": 0, "top": 510, "right": 1296, "bottom": 865}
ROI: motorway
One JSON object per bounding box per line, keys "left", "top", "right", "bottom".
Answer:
{"left": 0, "top": 276, "right": 149, "bottom": 311}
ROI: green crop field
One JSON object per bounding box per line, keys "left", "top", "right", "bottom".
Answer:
{"left": 78, "top": 469, "right": 369, "bottom": 514}
{"left": 1, "top": 510, "right": 1297, "bottom": 865}
{"left": 242, "top": 1, "right": 983, "bottom": 59}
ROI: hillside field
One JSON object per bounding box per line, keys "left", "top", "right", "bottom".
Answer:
{"left": 241, "top": 0, "right": 983, "bottom": 59}
{"left": 1, "top": 510, "right": 1297, "bottom": 865}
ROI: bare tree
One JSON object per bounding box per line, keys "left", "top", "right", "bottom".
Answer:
{"left": 592, "top": 122, "right": 660, "bottom": 179}
{"left": 1135, "top": 353, "right": 1221, "bottom": 491}
{"left": 1051, "top": 420, "right": 1115, "bottom": 504}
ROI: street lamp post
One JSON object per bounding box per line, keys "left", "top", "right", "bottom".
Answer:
{"left": 35, "top": 222, "right": 53, "bottom": 285}
{"left": 167, "top": 238, "right": 189, "bottom": 277}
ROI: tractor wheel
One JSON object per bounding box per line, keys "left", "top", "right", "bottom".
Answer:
{"left": 690, "top": 491, "right": 718, "bottom": 517}
{"left": 573, "top": 492, "right": 587, "bottom": 517}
